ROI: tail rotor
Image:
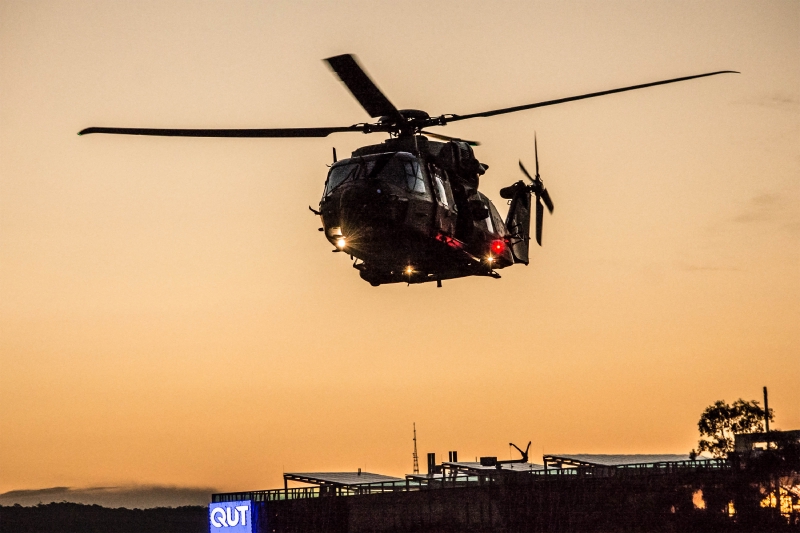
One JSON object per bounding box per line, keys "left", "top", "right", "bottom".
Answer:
{"left": 518, "top": 134, "right": 554, "bottom": 246}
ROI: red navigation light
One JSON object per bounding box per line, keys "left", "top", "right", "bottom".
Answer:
{"left": 491, "top": 239, "right": 505, "bottom": 255}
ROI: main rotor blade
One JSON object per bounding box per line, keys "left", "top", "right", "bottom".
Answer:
{"left": 447, "top": 70, "right": 738, "bottom": 123}
{"left": 419, "top": 130, "right": 480, "bottom": 146}
{"left": 77, "top": 125, "right": 370, "bottom": 137}
{"left": 325, "top": 54, "right": 401, "bottom": 120}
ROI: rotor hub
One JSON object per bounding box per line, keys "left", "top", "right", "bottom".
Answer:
{"left": 378, "top": 109, "right": 432, "bottom": 136}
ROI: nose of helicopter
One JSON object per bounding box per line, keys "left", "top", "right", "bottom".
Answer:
{"left": 321, "top": 183, "right": 385, "bottom": 248}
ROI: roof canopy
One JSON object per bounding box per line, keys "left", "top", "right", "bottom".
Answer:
{"left": 444, "top": 461, "right": 545, "bottom": 472}
{"left": 543, "top": 454, "right": 704, "bottom": 467}
{"left": 284, "top": 472, "right": 403, "bottom": 488}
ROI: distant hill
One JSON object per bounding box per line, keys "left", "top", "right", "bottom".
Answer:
{"left": 0, "top": 502, "right": 207, "bottom": 533}
{"left": 0, "top": 485, "right": 214, "bottom": 508}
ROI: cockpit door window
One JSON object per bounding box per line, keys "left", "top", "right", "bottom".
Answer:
{"left": 403, "top": 161, "right": 426, "bottom": 193}
{"left": 433, "top": 176, "right": 449, "bottom": 208}
{"left": 488, "top": 200, "right": 506, "bottom": 236}
{"left": 441, "top": 170, "right": 456, "bottom": 210}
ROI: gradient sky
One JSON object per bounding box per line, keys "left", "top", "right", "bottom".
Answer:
{"left": 1, "top": 0, "right": 798, "bottom": 503}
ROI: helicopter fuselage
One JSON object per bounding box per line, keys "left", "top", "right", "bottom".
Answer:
{"left": 318, "top": 136, "right": 516, "bottom": 286}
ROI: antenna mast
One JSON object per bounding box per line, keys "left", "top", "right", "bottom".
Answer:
{"left": 412, "top": 423, "right": 419, "bottom": 474}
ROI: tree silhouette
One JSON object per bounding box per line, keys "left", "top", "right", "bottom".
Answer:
{"left": 696, "top": 398, "right": 774, "bottom": 458}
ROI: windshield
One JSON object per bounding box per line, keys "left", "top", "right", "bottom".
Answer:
{"left": 324, "top": 162, "right": 361, "bottom": 196}
{"left": 370, "top": 155, "right": 426, "bottom": 193}
{"left": 324, "top": 154, "right": 427, "bottom": 196}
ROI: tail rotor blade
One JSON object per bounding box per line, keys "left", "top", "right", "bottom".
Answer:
{"left": 519, "top": 160, "right": 534, "bottom": 184}
{"left": 535, "top": 198, "right": 544, "bottom": 246}
{"left": 541, "top": 188, "right": 554, "bottom": 213}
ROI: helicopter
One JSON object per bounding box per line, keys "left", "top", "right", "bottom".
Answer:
{"left": 79, "top": 54, "right": 736, "bottom": 287}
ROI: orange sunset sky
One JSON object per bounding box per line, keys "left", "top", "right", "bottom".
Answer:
{"left": 1, "top": 0, "right": 798, "bottom": 505}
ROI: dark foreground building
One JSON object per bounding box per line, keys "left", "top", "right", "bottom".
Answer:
{"left": 212, "top": 432, "right": 800, "bottom": 532}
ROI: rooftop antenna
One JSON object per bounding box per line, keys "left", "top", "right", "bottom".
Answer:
{"left": 412, "top": 423, "right": 419, "bottom": 474}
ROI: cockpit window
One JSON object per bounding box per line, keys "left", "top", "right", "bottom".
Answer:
{"left": 367, "top": 154, "right": 426, "bottom": 194}
{"left": 324, "top": 163, "right": 361, "bottom": 196}
{"left": 428, "top": 165, "right": 450, "bottom": 208}
{"left": 403, "top": 161, "right": 426, "bottom": 193}
{"left": 364, "top": 153, "right": 394, "bottom": 179}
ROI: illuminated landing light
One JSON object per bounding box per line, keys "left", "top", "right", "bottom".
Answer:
{"left": 491, "top": 239, "right": 506, "bottom": 255}
{"left": 336, "top": 237, "right": 346, "bottom": 249}
{"left": 405, "top": 266, "right": 414, "bottom": 275}
{"left": 486, "top": 255, "right": 494, "bottom": 264}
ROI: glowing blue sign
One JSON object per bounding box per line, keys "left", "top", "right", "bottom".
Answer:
{"left": 209, "top": 500, "right": 253, "bottom": 533}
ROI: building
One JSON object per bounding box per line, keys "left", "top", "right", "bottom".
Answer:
{"left": 211, "top": 448, "right": 796, "bottom": 532}
{"left": 735, "top": 429, "right": 800, "bottom": 454}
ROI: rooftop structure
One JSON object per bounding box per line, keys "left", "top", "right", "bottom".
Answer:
{"left": 734, "top": 430, "right": 800, "bottom": 453}
{"left": 284, "top": 471, "right": 402, "bottom": 488}
{"left": 543, "top": 454, "right": 703, "bottom": 469}
{"left": 214, "top": 451, "right": 726, "bottom": 504}
{"left": 281, "top": 471, "right": 404, "bottom": 497}
{"left": 444, "top": 461, "right": 546, "bottom": 473}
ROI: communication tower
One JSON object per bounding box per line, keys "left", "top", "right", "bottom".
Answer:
{"left": 412, "top": 423, "right": 419, "bottom": 474}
